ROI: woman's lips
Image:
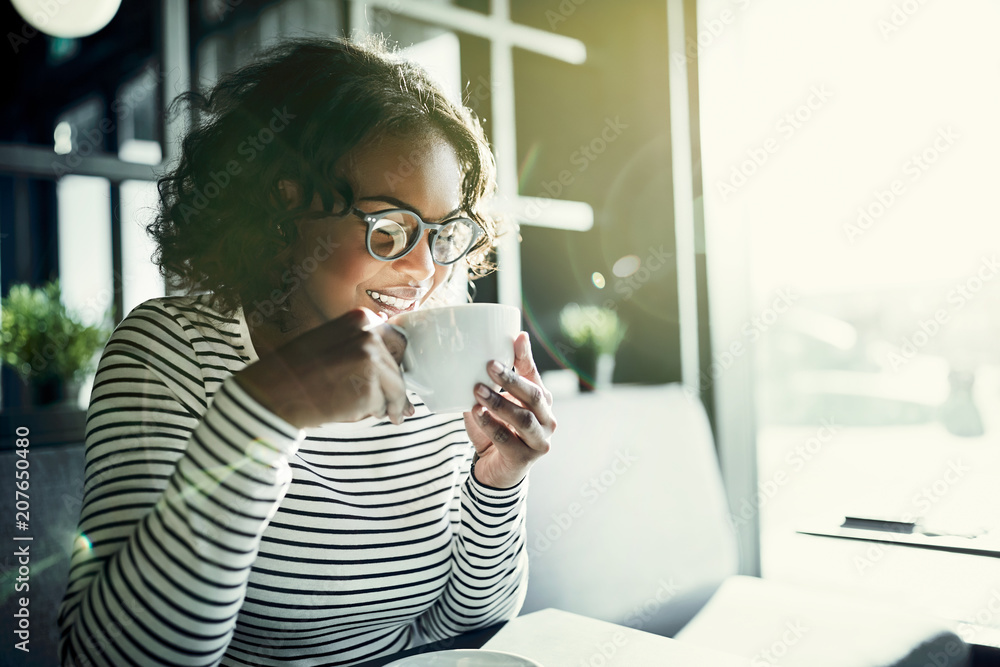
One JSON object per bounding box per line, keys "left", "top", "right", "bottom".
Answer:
{"left": 366, "top": 290, "right": 417, "bottom": 316}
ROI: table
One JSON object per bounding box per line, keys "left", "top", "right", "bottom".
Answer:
{"left": 757, "top": 424, "right": 1000, "bottom": 648}
{"left": 355, "top": 608, "right": 750, "bottom": 666}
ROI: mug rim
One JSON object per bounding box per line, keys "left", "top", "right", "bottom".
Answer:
{"left": 390, "top": 302, "right": 521, "bottom": 322}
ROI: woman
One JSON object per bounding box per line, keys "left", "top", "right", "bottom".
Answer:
{"left": 58, "top": 36, "right": 556, "bottom": 666}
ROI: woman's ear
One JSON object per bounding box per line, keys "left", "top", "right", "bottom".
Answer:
{"left": 276, "top": 179, "right": 303, "bottom": 210}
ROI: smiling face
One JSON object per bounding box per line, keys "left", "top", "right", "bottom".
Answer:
{"left": 285, "top": 131, "right": 464, "bottom": 332}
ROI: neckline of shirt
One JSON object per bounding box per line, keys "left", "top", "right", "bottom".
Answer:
{"left": 235, "top": 305, "right": 261, "bottom": 365}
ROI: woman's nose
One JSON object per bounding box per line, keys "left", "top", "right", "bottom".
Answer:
{"left": 392, "top": 230, "right": 435, "bottom": 281}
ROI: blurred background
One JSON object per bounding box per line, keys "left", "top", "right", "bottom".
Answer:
{"left": 0, "top": 0, "right": 686, "bottom": 403}
{"left": 2, "top": 0, "right": 1000, "bottom": 662}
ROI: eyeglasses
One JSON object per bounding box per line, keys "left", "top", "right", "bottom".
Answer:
{"left": 353, "top": 207, "right": 483, "bottom": 266}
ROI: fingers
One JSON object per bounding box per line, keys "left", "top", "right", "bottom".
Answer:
{"left": 511, "top": 332, "right": 552, "bottom": 405}
{"left": 471, "top": 404, "right": 532, "bottom": 456}
{"left": 462, "top": 409, "right": 492, "bottom": 454}
{"left": 475, "top": 382, "right": 551, "bottom": 450}
{"left": 356, "top": 328, "right": 412, "bottom": 425}
{"left": 362, "top": 315, "right": 412, "bottom": 420}
{"left": 471, "top": 403, "right": 551, "bottom": 468}
{"left": 373, "top": 322, "right": 408, "bottom": 365}
{"left": 484, "top": 360, "right": 556, "bottom": 429}
{"left": 372, "top": 339, "right": 413, "bottom": 424}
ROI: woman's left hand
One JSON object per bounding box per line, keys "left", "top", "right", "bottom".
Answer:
{"left": 463, "top": 332, "right": 557, "bottom": 489}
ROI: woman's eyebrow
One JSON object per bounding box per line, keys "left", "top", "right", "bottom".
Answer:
{"left": 358, "top": 195, "right": 461, "bottom": 222}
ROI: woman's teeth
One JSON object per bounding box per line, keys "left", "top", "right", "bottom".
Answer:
{"left": 367, "top": 291, "right": 414, "bottom": 310}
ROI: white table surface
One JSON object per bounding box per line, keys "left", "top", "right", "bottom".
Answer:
{"left": 482, "top": 608, "right": 750, "bottom": 666}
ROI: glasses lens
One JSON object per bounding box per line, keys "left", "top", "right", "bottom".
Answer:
{"left": 370, "top": 211, "right": 419, "bottom": 258}
{"left": 433, "top": 218, "right": 478, "bottom": 263}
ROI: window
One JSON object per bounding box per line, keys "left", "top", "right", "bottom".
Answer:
{"left": 56, "top": 175, "right": 113, "bottom": 324}
{"left": 0, "top": 0, "right": 166, "bottom": 416}
{"left": 119, "top": 180, "right": 166, "bottom": 315}
{"left": 699, "top": 0, "right": 1000, "bottom": 645}
{"left": 352, "top": 1, "right": 683, "bottom": 385}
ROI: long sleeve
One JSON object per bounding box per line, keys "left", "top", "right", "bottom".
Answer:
{"left": 412, "top": 468, "right": 529, "bottom": 643}
{"left": 57, "top": 303, "right": 304, "bottom": 667}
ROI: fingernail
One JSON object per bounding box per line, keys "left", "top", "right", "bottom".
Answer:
{"left": 489, "top": 360, "right": 504, "bottom": 375}
{"left": 476, "top": 384, "right": 491, "bottom": 399}
{"left": 405, "top": 403, "right": 415, "bottom": 416}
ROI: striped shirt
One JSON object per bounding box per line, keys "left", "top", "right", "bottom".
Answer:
{"left": 57, "top": 295, "right": 529, "bottom": 666}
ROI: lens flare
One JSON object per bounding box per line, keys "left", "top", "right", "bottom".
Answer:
{"left": 75, "top": 533, "right": 93, "bottom": 551}
{"left": 612, "top": 255, "right": 641, "bottom": 278}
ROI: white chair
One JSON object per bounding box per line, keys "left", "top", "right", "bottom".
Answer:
{"left": 520, "top": 383, "right": 740, "bottom": 636}
{"left": 520, "top": 383, "right": 971, "bottom": 666}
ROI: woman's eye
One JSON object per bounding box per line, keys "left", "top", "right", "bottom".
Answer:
{"left": 371, "top": 221, "right": 409, "bottom": 257}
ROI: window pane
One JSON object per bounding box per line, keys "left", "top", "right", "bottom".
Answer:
{"left": 55, "top": 97, "right": 106, "bottom": 156}
{"left": 117, "top": 64, "right": 163, "bottom": 164}
{"left": 513, "top": 10, "right": 680, "bottom": 384}
{"left": 120, "top": 180, "right": 165, "bottom": 314}
{"left": 57, "top": 175, "right": 113, "bottom": 326}
{"left": 362, "top": 10, "right": 462, "bottom": 105}
{"left": 699, "top": 0, "right": 1000, "bottom": 642}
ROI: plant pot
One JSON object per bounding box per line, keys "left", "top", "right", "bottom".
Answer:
{"left": 23, "top": 377, "right": 82, "bottom": 410}
{"left": 596, "top": 353, "right": 615, "bottom": 390}
{"left": 576, "top": 352, "right": 615, "bottom": 393}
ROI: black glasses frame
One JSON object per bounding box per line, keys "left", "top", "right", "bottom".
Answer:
{"left": 353, "top": 207, "right": 483, "bottom": 266}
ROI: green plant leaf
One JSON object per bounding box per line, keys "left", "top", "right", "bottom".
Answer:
{"left": 0, "top": 280, "right": 111, "bottom": 383}
{"left": 558, "top": 303, "right": 627, "bottom": 356}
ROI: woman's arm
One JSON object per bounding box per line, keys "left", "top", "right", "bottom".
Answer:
{"left": 411, "top": 461, "right": 529, "bottom": 644}
{"left": 409, "top": 332, "right": 554, "bottom": 643}
{"left": 57, "top": 300, "right": 304, "bottom": 667}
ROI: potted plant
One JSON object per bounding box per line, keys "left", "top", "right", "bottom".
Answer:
{"left": 559, "top": 303, "right": 627, "bottom": 392}
{"left": 0, "top": 281, "right": 109, "bottom": 409}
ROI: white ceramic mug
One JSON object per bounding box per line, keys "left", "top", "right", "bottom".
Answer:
{"left": 388, "top": 303, "right": 521, "bottom": 414}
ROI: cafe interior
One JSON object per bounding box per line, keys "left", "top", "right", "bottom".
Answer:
{"left": 1, "top": 0, "right": 999, "bottom": 665}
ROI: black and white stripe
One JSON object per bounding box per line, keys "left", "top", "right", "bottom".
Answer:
{"left": 58, "top": 295, "right": 528, "bottom": 666}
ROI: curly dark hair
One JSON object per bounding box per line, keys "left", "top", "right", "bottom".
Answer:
{"left": 149, "top": 35, "right": 498, "bottom": 323}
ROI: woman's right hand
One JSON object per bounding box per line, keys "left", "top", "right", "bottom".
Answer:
{"left": 235, "top": 308, "right": 414, "bottom": 429}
